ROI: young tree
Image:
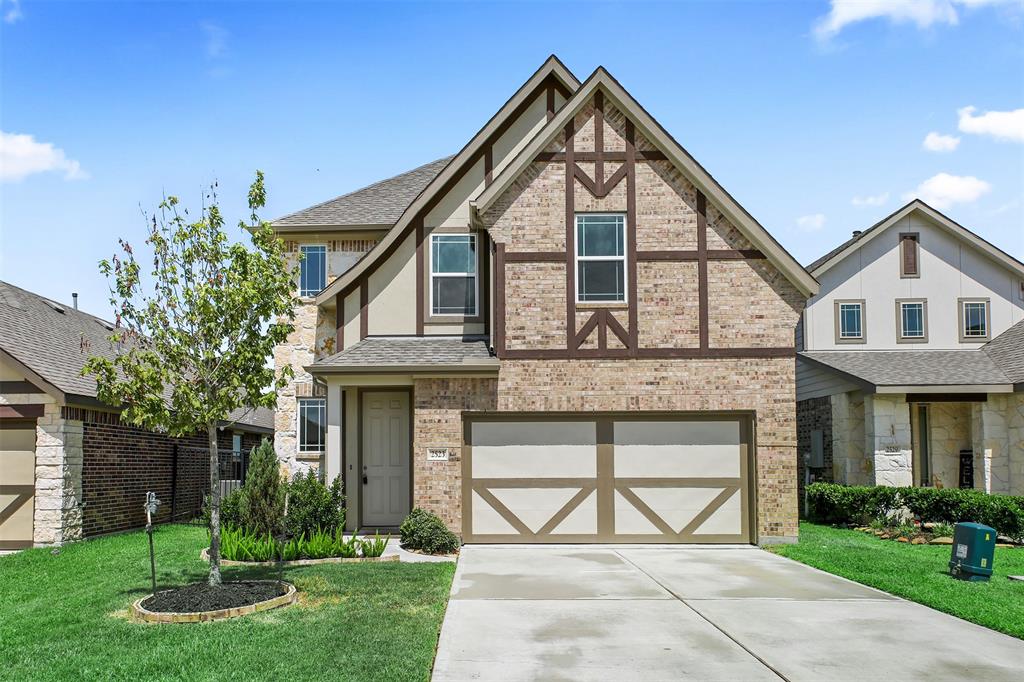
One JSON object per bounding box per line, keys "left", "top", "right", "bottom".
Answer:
{"left": 85, "top": 173, "right": 295, "bottom": 585}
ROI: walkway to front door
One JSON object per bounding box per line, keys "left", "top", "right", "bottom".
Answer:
{"left": 433, "top": 546, "right": 1023, "bottom": 681}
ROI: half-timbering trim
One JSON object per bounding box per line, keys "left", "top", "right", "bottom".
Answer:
{"left": 415, "top": 219, "right": 424, "bottom": 335}
{"left": 484, "top": 146, "right": 493, "bottom": 186}
{"left": 696, "top": 190, "right": 709, "bottom": 351}
{"left": 335, "top": 292, "right": 345, "bottom": 350}
{"left": 625, "top": 119, "right": 639, "bottom": 354}
{"left": 500, "top": 347, "right": 795, "bottom": 360}
{"left": 504, "top": 251, "right": 566, "bottom": 262}
{"left": 495, "top": 242, "right": 506, "bottom": 355}
{"left": 637, "top": 249, "right": 766, "bottom": 261}
{"left": 564, "top": 119, "right": 576, "bottom": 355}
{"left": 0, "top": 381, "right": 44, "bottom": 394}
{"left": 0, "top": 404, "right": 44, "bottom": 419}
{"left": 359, "top": 281, "right": 368, "bottom": 340}
{"left": 535, "top": 151, "right": 668, "bottom": 162}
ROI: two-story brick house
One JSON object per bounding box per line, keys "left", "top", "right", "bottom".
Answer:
{"left": 271, "top": 57, "right": 818, "bottom": 545}
{"left": 797, "top": 200, "right": 1024, "bottom": 499}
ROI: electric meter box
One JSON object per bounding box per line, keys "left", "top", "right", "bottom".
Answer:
{"left": 948, "top": 522, "right": 996, "bottom": 582}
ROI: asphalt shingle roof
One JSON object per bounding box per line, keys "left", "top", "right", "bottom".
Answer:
{"left": 0, "top": 280, "right": 273, "bottom": 431}
{"left": 272, "top": 156, "right": 453, "bottom": 228}
{"left": 985, "top": 319, "right": 1024, "bottom": 384}
{"left": 799, "top": 350, "right": 1013, "bottom": 387}
{"left": 311, "top": 337, "right": 496, "bottom": 371}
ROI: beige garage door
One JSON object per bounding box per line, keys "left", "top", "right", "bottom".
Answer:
{"left": 0, "top": 424, "right": 36, "bottom": 549}
{"left": 462, "top": 414, "right": 753, "bottom": 544}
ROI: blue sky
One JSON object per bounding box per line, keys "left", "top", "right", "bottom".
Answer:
{"left": 2, "top": 0, "right": 1022, "bottom": 317}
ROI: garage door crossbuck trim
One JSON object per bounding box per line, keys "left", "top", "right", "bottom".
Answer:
{"left": 462, "top": 412, "right": 754, "bottom": 544}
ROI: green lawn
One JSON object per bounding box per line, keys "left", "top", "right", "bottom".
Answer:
{"left": 772, "top": 522, "right": 1024, "bottom": 639}
{"left": 0, "top": 524, "right": 455, "bottom": 681}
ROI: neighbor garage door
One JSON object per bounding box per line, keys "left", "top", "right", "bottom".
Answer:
{"left": 462, "top": 414, "right": 753, "bottom": 544}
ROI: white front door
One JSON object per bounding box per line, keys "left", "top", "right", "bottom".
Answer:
{"left": 361, "top": 391, "right": 411, "bottom": 528}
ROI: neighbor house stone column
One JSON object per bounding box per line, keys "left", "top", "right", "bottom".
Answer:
{"left": 972, "top": 395, "right": 1010, "bottom": 494}
{"left": 865, "top": 393, "right": 913, "bottom": 487}
{"left": 1007, "top": 394, "right": 1024, "bottom": 496}
{"left": 33, "top": 403, "right": 84, "bottom": 545}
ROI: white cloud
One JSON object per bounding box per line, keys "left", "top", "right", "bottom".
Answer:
{"left": 957, "top": 106, "right": 1024, "bottom": 142}
{"left": 903, "top": 172, "right": 990, "bottom": 209}
{"left": 200, "top": 21, "right": 228, "bottom": 58}
{"left": 3, "top": 0, "right": 22, "bottom": 24}
{"left": 0, "top": 131, "right": 87, "bottom": 182}
{"left": 922, "top": 132, "right": 961, "bottom": 151}
{"left": 796, "top": 213, "right": 827, "bottom": 232}
{"left": 813, "top": 0, "right": 1014, "bottom": 42}
{"left": 851, "top": 192, "right": 890, "bottom": 207}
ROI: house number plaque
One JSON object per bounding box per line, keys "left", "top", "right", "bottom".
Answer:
{"left": 426, "top": 447, "right": 451, "bottom": 462}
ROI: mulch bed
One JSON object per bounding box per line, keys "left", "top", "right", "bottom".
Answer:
{"left": 141, "top": 581, "right": 286, "bottom": 614}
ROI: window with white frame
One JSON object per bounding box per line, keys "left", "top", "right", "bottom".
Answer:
{"left": 576, "top": 214, "right": 626, "bottom": 303}
{"left": 297, "top": 398, "right": 326, "bottom": 453}
{"left": 299, "top": 245, "right": 327, "bottom": 297}
{"left": 430, "top": 234, "right": 477, "bottom": 316}
{"left": 960, "top": 299, "right": 988, "bottom": 340}
{"left": 836, "top": 301, "right": 864, "bottom": 341}
{"left": 899, "top": 301, "right": 926, "bottom": 340}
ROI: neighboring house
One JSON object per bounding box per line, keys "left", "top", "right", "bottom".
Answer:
{"left": 269, "top": 56, "right": 818, "bottom": 545}
{"left": 796, "top": 200, "right": 1024, "bottom": 499}
{"left": 0, "top": 281, "right": 273, "bottom": 548}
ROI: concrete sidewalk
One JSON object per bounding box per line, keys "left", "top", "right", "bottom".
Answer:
{"left": 432, "top": 546, "right": 1023, "bottom": 681}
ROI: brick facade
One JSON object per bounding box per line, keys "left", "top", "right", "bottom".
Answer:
{"left": 796, "top": 396, "right": 834, "bottom": 513}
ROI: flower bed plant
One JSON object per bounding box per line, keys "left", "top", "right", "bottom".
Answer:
{"left": 400, "top": 508, "right": 460, "bottom": 554}
{"left": 218, "top": 525, "right": 389, "bottom": 562}
{"left": 806, "top": 482, "right": 1024, "bottom": 542}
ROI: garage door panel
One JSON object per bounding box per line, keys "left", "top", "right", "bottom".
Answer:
{"left": 464, "top": 415, "right": 752, "bottom": 544}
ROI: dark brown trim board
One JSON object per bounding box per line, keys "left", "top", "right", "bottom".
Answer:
{"left": 500, "top": 347, "right": 795, "bottom": 360}
{"left": 564, "top": 119, "right": 576, "bottom": 355}
{"left": 335, "top": 292, "right": 345, "bottom": 350}
{"left": 0, "top": 381, "right": 44, "bottom": 394}
{"left": 637, "top": 249, "right": 766, "bottom": 261}
{"left": 415, "top": 219, "right": 425, "bottom": 335}
{"left": 625, "top": 119, "right": 638, "bottom": 353}
{"left": 906, "top": 393, "right": 988, "bottom": 403}
{"left": 535, "top": 151, "right": 668, "bottom": 162}
{"left": 494, "top": 242, "right": 507, "bottom": 356}
{"left": 504, "top": 251, "right": 566, "bottom": 263}
{"left": 696, "top": 190, "right": 709, "bottom": 351}
{"left": 0, "top": 404, "right": 44, "bottom": 419}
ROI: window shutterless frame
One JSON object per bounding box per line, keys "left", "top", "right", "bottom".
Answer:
{"left": 429, "top": 233, "right": 479, "bottom": 317}
{"left": 299, "top": 244, "right": 327, "bottom": 297}
{"left": 833, "top": 299, "right": 866, "bottom": 344}
{"left": 958, "top": 297, "right": 990, "bottom": 342}
{"left": 297, "top": 397, "right": 326, "bottom": 453}
{"left": 575, "top": 213, "right": 627, "bottom": 304}
{"left": 895, "top": 299, "right": 928, "bottom": 343}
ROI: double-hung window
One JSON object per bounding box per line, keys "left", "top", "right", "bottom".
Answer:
{"left": 430, "top": 234, "right": 477, "bottom": 316}
{"left": 897, "top": 300, "right": 927, "bottom": 342}
{"left": 576, "top": 213, "right": 626, "bottom": 303}
{"left": 297, "top": 398, "right": 326, "bottom": 453}
{"left": 959, "top": 298, "right": 989, "bottom": 341}
{"left": 835, "top": 300, "right": 865, "bottom": 343}
{"left": 299, "top": 245, "right": 327, "bottom": 297}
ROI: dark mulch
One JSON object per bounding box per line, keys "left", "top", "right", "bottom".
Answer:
{"left": 141, "top": 581, "right": 285, "bottom": 613}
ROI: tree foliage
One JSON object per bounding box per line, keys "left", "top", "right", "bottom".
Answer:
{"left": 84, "top": 172, "right": 296, "bottom": 584}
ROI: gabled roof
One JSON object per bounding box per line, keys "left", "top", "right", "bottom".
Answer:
{"left": 0, "top": 280, "right": 273, "bottom": 432}
{"left": 471, "top": 67, "right": 819, "bottom": 298}
{"left": 314, "top": 55, "right": 581, "bottom": 304}
{"left": 307, "top": 336, "right": 498, "bottom": 374}
{"left": 984, "top": 319, "right": 1024, "bottom": 386}
{"left": 808, "top": 199, "right": 1024, "bottom": 277}
{"left": 799, "top": 350, "right": 1014, "bottom": 392}
{"left": 271, "top": 156, "right": 453, "bottom": 229}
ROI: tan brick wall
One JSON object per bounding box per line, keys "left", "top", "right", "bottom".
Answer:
{"left": 505, "top": 262, "right": 566, "bottom": 350}
{"left": 637, "top": 261, "right": 701, "bottom": 348}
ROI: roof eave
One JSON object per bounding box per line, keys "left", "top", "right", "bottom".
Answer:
{"left": 306, "top": 361, "right": 500, "bottom": 375}
{"left": 0, "top": 346, "right": 67, "bottom": 403}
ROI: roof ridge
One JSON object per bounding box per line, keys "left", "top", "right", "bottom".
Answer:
{"left": 271, "top": 155, "right": 455, "bottom": 225}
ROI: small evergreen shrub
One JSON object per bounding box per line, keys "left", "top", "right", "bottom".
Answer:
{"left": 400, "top": 508, "right": 460, "bottom": 554}
{"left": 285, "top": 470, "right": 346, "bottom": 537}
{"left": 239, "top": 439, "right": 286, "bottom": 536}
{"left": 806, "top": 483, "right": 1024, "bottom": 541}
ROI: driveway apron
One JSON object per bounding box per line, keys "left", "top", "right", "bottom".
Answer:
{"left": 432, "top": 545, "right": 1023, "bottom": 681}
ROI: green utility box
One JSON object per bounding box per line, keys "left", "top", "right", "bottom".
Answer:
{"left": 948, "top": 522, "right": 996, "bottom": 582}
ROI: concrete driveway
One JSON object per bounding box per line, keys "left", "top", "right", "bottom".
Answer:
{"left": 433, "top": 545, "right": 1023, "bottom": 681}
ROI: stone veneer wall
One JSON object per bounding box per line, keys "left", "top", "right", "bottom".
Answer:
{"left": 831, "top": 391, "right": 869, "bottom": 485}
{"left": 33, "top": 402, "right": 83, "bottom": 545}
{"left": 972, "top": 395, "right": 1011, "bottom": 494}
{"left": 928, "top": 402, "right": 972, "bottom": 488}
{"left": 796, "top": 396, "right": 833, "bottom": 512}
{"left": 1007, "top": 393, "right": 1024, "bottom": 495}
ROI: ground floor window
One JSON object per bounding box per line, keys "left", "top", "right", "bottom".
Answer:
{"left": 298, "top": 398, "right": 326, "bottom": 453}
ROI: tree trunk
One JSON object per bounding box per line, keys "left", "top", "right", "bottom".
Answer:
{"left": 207, "top": 421, "right": 222, "bottom": 586}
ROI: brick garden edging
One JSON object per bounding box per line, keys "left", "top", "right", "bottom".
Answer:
{"left": 200, "top": 547, "right": 399, "bottom": 566}
{"left": 131, "top": 580, "right": 297, "bottom": 623}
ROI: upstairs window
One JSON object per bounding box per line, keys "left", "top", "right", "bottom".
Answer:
{"left": 959, "top": 299, "right": 989, "bottom": 341}
{"left": 299, "top": 245, "right": 327, "bottom": 297}
{"left": 431, "top": 234, "right": 477, "bottom": 316}
{"left": 900, "top": 234, "right": 920, "bottom": 278}
{"left": 297, "top": 398, "right": 326, "bottom": 453}
{"left": 835, "top": 300, "right": 865, "bottom": 343}
{"left": 898, "top": 300, "right": 927, "bottom": 342}
{"left": 576, "top": 213, "right": 626, "bottom": 303}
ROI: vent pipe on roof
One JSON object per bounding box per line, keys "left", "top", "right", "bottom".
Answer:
{"left": 852, "top": 230, "right": 862, "bottom": 238}
{"left": 72, "top": 292, "right": 79, "bottom": 310}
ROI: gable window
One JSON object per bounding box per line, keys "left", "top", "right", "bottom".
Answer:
{"left": 834, "top": 300, "right": 865, "bottom": 343}
{"left": 900, "top": 234, "right": 920, "bottom": 278}
{"left": 430, "top": 234, "right": 477, "bottom": 316}
{"left": 959, "top": 298, "right": 990, "bottom": 342}
{"left": 897, "top": 299, "right": 927, "bottom": 343}
{"left": 576, "top": 213, "right": 626, "bottom": 303}
{"left": 299, "top": 245, "right": 327, "bottom": 297}
{"left": 297, "top": 398, "right": 326, "bottom": 453}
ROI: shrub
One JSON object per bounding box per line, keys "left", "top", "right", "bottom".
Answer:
{"left": 806, "top": 483, "right": 1024, "bottom": 541}
{"left": 239, "top": 439, "right": 286, "bottom": 536}
{"left": 359, "top": 533, "right": 390, "bottom": 558}
{"left": 400, "top": 508, "right": 460, "bottom": 554}
{"left": 285, "top": 470, "right": 346, "bottom": 537}
{"left": 201, "top": 488, "right": 243, "bottom": 527}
